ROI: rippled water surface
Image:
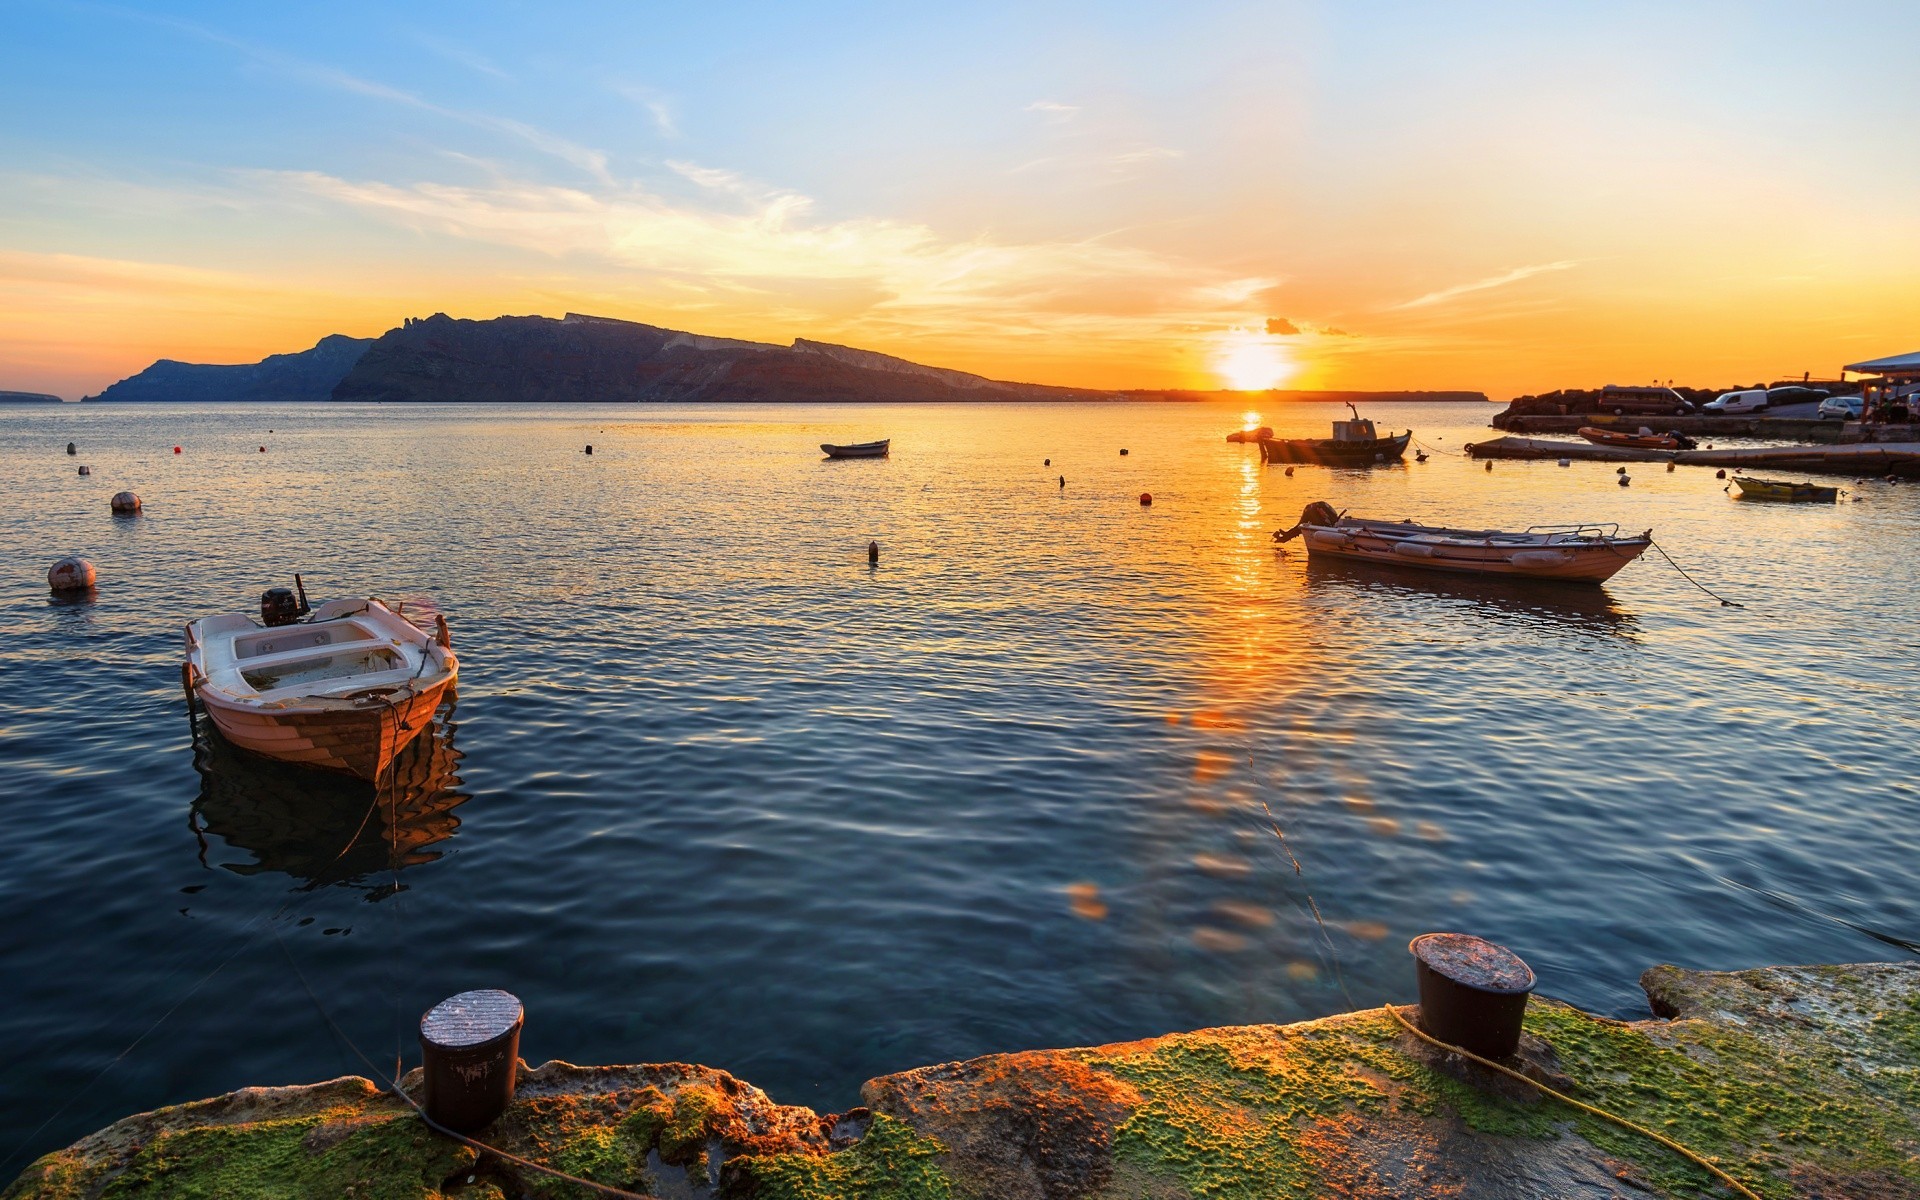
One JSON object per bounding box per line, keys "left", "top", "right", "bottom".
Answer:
{"left": 2, "top": 401, "right": 1915, "bottom": 1167}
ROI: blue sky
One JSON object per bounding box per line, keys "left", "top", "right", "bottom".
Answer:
{"left": 3, "top": 0, "right": 1917, "bottom": 396}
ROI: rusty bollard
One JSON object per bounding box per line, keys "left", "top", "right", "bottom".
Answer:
{"left": 420, "top": 989, "right": 524, "bottom": 1133}
{"left": 1410, "top": 933, "right": 1535, "bottom": 1059}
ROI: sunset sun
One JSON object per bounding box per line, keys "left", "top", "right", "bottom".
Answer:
{"left": 1214, "top": 331, "right": 1299, "bottom": 391}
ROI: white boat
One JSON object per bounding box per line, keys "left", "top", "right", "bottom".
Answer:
{"left": 1274, "top": 502, "right": 1650, "bottom": 584}
{"left": 821, "top": 439, "right": 890, "bottom": 458}
{"left": 185, "top": 592, "right": 457, "bottom": 781}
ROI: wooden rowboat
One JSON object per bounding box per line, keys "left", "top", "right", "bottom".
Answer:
{"left": 1731, "top": 476, "right": 1839, "bottom": 503}
{"left": 1578, "top": 426, "right": 1698, "bottom": 451}
{"left": 1274, "top": 501, "right": 1650, "bottom": 584}
{"left": 185, "top": 596, "right": 457, "bottom": 781}
{"left": 822, "top": 439, "right": 890, "bottom": 458}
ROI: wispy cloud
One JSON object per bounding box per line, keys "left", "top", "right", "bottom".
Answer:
{"left": 611, "top": 83, "right": 679, "bottom": 138}
{"left": 1025, "top": 99, "right": 1080, "bottom": 121}
{"left": 413, "top": 34, "right": 512, "bottom": 82}
{"left": 1388, "top": 261, "right": 1579, "bottom": 311}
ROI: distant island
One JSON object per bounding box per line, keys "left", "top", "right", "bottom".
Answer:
{"left": 81, "top": 312, "right": 1488, "bottom": 405}
{"left": 0, "top": 390, "right": 66, "bottom": 404}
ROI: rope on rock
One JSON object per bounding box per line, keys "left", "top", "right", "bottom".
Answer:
{"left": 1648, "top": 538, "right": 1744, "bottom": 607}
{"left": 1380, "top": 1003, "right": 1762, "bottom": 1200}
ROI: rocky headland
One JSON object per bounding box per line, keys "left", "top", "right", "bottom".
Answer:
{"left": 84, "top": 334, "right": 375, "bottom": 403}
{"left": 8, "top": 960, "right": 1916, "bottom": 1199}
{"left": 78, "top": 312, "right": 1488, "bottom": 406}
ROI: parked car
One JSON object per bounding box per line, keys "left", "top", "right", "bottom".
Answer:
{"left": 1819, "top": 395, "right": 1865, "bottom": 420}
{"left": 1765, "top": 385, "right": 1830, "bottom": 406}
{"left": 1704, "top": 389, "right": 1769, "bottom": 414}
{"left": 1597, "top": 386, "right": 1696, "bottom": 416}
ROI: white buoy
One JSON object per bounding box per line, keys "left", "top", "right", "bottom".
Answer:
{"left": 110, "top": 491, "right": 141, "bottom": 514}
{"left": 48, "top": 557, "right": 95, "bottom": 592}
{"left": 1557, "top": 458, "right": 1570, "bottom": 468}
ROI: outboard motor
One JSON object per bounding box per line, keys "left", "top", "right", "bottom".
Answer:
{"left": 1274, "top": 501, "right": 1341, "bottom": 543}
{"left": 260, "top": 574, "right": 311, "bottom": 627}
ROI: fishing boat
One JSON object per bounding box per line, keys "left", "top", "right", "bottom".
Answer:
{"left": 1731, "top": 476, "right": 1839, "bottom": 503}
{"left": 184, "top": 580, "right": 458, "bottom": 781}
{"left": 1273, "top": 501, "right": 1651, "bottom": 584}
{"left": 821, "top": 439, "right": 890, "bottom": 458}
{"left": 1258, "top": 407, "right": 1410, "bottom": 466}
{"left": 1578, "top": 426, "right": 1698, "bottom": 451}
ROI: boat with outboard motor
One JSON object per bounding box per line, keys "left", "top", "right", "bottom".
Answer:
{"left": 184, "top": 577, "right": 458, "bottom": 781}
{"left": 1578, "top": 426, "right": 1698, "bottom": 451}
{"left": 1259, "top": 406, "right": 1410, "bottom": 466}
{"left": 1274, "top": 502, "right": 1651, "bottom": 584}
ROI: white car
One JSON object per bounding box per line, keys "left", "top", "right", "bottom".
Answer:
{"left": 1818, "top": 395, "right": 1864, "bottom": 420}
{"left": 1704, "top": 389, "right": 1768, "bottom": 414}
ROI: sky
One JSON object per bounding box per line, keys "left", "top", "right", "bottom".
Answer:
{"left": 2, "top": 0, "right": 1917, "bottom": 399}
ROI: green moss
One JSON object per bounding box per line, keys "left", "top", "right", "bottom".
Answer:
{"left": 1523, "top": 1001, "right": 1920, "bottom": 1200}
{"left": 659, "top": 1083, "right": 725, "bottom": 1162}
{"left": 726, "top": 1114, "right": 952, "bottom": 1200}
{"left": 90, "top": 1112, "right": 471, "bottom": 1200}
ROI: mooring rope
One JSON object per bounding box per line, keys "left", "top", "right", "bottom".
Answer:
{"left": 276, "top": 932, "right": 657, "bottom": 1200}
{"left": 1380, "top": 1003, "right": 1762, "bottom": 1200}
{"left": 1647, "top": 538, "right": 1743, "bottom": 607}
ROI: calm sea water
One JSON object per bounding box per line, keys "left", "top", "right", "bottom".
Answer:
{"left": 1, "top": 401, "right": 1915, "bottom": 1168}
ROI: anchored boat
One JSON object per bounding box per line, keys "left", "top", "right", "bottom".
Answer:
{"left": 1578, "top": 426, "right": 1698, "bottom": 451}
{"left": 1274, "top": 502, "right": 1651, "bottom": 584}
{"left": 1731, "top": 476, "right": 1839, "bottom": 503}
{"left": 184, "top": 580, "right": 457, "bottom": 781}
{"left": 1259, "top": 407, "right": 1410, "bottom": 466}
{"left": 821, "top": 439, "right": 890, "bottom": 459}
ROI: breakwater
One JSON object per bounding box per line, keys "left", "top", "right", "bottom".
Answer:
{"left": 8, "top": 961, "right": 1916, "bottom": 1199}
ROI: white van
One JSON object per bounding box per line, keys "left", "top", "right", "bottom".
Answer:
{"left": 1703, "top": 389, "right": 1768, "bottom": 414}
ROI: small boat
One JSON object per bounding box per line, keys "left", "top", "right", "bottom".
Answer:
{"left": 1578, "top": 426, "right": 1697, "bottom": 451}
{"left": 185, "top": 579, "right": 458, "bottom": 781}
{"left": 1259, "top": 407, "right": 1410, "bottom": 466}
{"left": 1731, "top": 476, "right": 1839, "bottom": 503}
{"left": 821, "top": 439, "right": 890, "bottom": 458}
{"left": 1273, "top": 501, "right": 1650, "bottom": 584}
{"left": 1227, "top": 426, "right": 1274, "bottom": 443}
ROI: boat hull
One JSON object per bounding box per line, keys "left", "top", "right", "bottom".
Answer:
{"left": 1732, "top": 477, "right": 1838, "bottom": 502}
{"left": 1578, "top": 426, "right": 1693, "bottom": 451}
{"left": 1259, "top": 431, "right": 1411, "bottom": 465}
{"left": 1291, "top": 517, "right": 1649, "bottom": 585}
{"left": 822, "top": 440, "right": 890, "bottom": 458}
{"left": 196, "top": 674, "right": 457, "bottom": 780}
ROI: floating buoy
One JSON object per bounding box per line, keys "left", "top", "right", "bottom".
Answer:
{"left": 1715, "top": 469, "right": 1726, "bottom": 479}
{"left": 1415, "top": 452, "right": 1429, "bottom": 463}
{"left": 1484, "top": 461, "right": 1493, "bottom": 472}
{"left": 258, "top": 446, "right": 266, "bottom": 453}
{"left": 1616, "top": 466, "right": 1627, "bottom": 475}
{"left": 1058, "top": 475, "right": 1065, "bottom": 488}
{"left": 1119, "top": 448, "right": 1128, "bottom": 456}
{"left": 867, "top": 540, "right": 879, "bottom": 563}
{"left": 172, "top": 445, "right": 181, "bottom": 454}
{"left": 584, "top": 445, "right": 593, "bottom": 455}
{"left": 1557, "top": 458, "right": 1570, "bottom": 467}
{"left": 1139, "top": 492, "right": 1152, "bottom": 506}
{"left": 1619, "top": 474, "right": 1631, "bottom": 486}
{"left": 110, "top": 491, "right": 140, "bottom": 514}
{"left": 1284, "top": 466, "right": 1294, "bottom": 477}
{"left": 1666, "top": 462, "right": 1675, "bottom": 472}
{"left": 77, "top": 465, "right": 90, "bottom": 475}
{"left": 48, "top": 557, "right": 95, "bottom": 592}
{"left": 1044, "top": 458, "right": 1050, "bottom": 466}
{"left": 65, "top": 442, "right": 76, "bottom": 455}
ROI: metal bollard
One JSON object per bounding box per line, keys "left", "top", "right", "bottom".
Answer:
{"left": 1409, "top": 933, "right": 1534, "bottom": 1059}
{"left": 420, "top": 988, "right": 524, "bottom": 1133}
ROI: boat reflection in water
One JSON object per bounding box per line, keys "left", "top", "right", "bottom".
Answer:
{"left": 1302, "top": 558, "right": 1636, "bottom": 639}
{"left": 190, "top": 698, "right": 468, "bottom": 893}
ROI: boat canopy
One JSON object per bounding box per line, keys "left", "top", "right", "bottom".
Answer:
{"left": 1843, "top": 350, "right": 1920, "bottom": 378}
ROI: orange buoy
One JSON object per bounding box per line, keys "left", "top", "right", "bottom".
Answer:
{"left": 259, "top": 446, "right": 266, "bottom": 452}
{"left": 173, "top": 445, "right": 181, "bottom": 454}
{"left": 110, "top": 491, "right": 141, "bottom": 514}
{"left": 48, "top": 557, "right": 95, "bottom": 592}
{"left": 1139, "top": 492, "right": 1152, "bottom": 506}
